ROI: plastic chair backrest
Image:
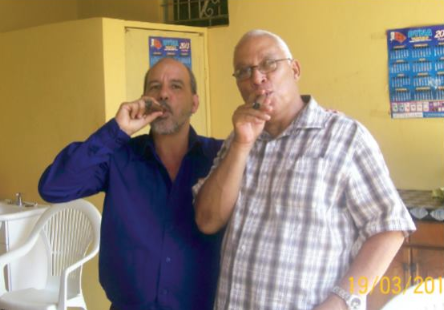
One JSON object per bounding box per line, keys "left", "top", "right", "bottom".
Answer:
{"left": 0, "top": 199, "right": 101, "bottom": 310}
{"left": 41, "top": 202, "right": 99, "bottom": 296}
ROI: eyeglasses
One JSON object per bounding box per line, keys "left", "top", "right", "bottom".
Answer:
{"left": 232, "top": 58, "right": 292, "bottom": 81}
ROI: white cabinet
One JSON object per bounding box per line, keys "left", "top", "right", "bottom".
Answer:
{"left": 0, "top": 202, "right": 48, "bottom": 291}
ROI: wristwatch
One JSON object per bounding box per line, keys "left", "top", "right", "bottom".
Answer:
{"left": 331, "top": 285, "right": 364, "bottom": 310}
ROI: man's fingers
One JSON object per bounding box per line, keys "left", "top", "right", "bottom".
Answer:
{"left": 125, "top": 100, "right": 142, "bottom": 119}
{"left": 240, "top": 104, "right": 272, "bottom": 120}
{"left": 233, "top": 110, "right": 270, "bottom": 127}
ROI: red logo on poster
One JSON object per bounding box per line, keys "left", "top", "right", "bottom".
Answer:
{"left": 390, "top": 31, "right": 406, "bottom": 44}
{"left": 151, "top": 38, "right": 163, "bottom": 49}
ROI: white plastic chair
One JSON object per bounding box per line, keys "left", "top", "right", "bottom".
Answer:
{"left": 0, "top": 199, "right": 101, "bottom": 310}
{"left": 381, "top": 277, "right": 444, "bottom": 310}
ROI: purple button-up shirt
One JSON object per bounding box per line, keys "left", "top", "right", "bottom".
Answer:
{"left": 39, "top": 119, "right": 223, "bottom": 310}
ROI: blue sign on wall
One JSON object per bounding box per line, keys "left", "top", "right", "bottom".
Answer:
{"left": 387, "top": 25, "right": 444, "bottom": 118}
{"left": 149, "top": 36, "right": 192, "bottom": 69}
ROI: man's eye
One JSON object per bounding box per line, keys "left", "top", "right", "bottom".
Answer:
{"left": 262, "top": 60, "right": 275, "bottom": 70}
{"left": 171, "top": 84, "right": 182, "bottom": 89}
{"left": 149, "top": 85, "right": 160, "bottom": 90}
{"left": 238, "top": 68, "right": 250, "bottom": 77}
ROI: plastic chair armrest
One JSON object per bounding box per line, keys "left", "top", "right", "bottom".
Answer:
{"left": 58, "top": 249, "right": 99, "bottom": 307}
{"left": 0, "top": 234, "right": 39, "bottom": 294}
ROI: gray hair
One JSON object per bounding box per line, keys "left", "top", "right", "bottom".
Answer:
{"left": 143, "top": 57, "right": 197, "bottom": 95}
{"left": 233, "top": 29, "right": 293, "bottom": 63}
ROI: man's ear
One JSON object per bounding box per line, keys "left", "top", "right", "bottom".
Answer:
{"left": 191, "top": 94, "right": 199, "bottom": 114}
{"left": 291, "top": 60, "right": 301, "bottom": 81}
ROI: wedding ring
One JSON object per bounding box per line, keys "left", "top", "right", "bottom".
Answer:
{"left": 252, "top": 102, "right": 261, "bottom": 110}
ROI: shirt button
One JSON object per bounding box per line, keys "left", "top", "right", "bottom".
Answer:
{"left": 162, "top": 289, "right": 169, "bottom": 295}
{"left": 166, "top": 257, "right": 171, "bottom": 263}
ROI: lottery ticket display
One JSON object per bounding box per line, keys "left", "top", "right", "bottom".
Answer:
{"left": 387, "top": 25, "right": 444, "bottom": 118}
{"left": 149, "top": 36, "right": 192, "bottom": 69}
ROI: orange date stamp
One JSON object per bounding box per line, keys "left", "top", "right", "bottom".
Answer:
{"left": 349, "top": 276, "right": 443, "bottom": 295}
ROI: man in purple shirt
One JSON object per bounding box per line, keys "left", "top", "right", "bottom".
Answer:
{"left": 39, "top": 58, "right": 223, "bottom": 310}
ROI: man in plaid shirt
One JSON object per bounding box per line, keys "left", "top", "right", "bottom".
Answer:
{"left": 193, "top": 30, "right": 415, "bottom": 310}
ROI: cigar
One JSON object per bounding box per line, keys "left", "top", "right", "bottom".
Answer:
{"left": 252, "top": 93, "right": 267, "bottom": 110}
{"left": 144, "top": 99, "right": 167, "bottom": 114}
{"left": 252, "top": 102, "right": 261, "bottom": 110}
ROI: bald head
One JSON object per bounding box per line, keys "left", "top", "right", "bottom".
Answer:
{"left": 233, "top": 29, "right": 293, "bottom": 66}
{"left": 144, "top": 58, "right": 197, "bottom": 95}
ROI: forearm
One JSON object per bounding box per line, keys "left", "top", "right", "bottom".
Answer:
{"left": 195, "top": 142, "right": 251, "bottom": 234}
{"left": 318, "top": 231, "right": 405, "bottom": 310}
{"left": 340, "top": 231, "right": 405, "bottom": 293}
{"left": 195, "top": 94, "right": 271, "bottom": 233}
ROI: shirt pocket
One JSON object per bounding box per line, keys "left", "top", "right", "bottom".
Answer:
{"left": 285, "top": 157, "right": 328, "bottom": 211}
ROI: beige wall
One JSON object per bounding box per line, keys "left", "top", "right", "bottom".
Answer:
{"left": 208, "top": 0, "right": 444, "bottom": 190}
{"left": 0, "top": 19, "right": 106, "bottom": 202}
{"left": 78, "top": 0, "right": 163, "bottom": 23}
{"left": 0, "top": 0, "right": 163, "bottom": 33}
{"left": 0, "top": 0, "right": 78, "bottom": 33}
{"left": 0, "top": 17, "right": 109, "bottom": 309}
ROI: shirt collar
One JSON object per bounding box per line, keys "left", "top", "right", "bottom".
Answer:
{"left": 133, "top": 126, "right": 204, "bottom": 160}
{"left": 294, "top": 95, "right": 329, "bottom": 130}
{"left": 258, "top": 95, "right": 328, "bottom": 141}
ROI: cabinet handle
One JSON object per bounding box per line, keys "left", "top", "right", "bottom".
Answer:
{"left": 411, "top": 263, "right": 420, "bottom": 282}
{"left": 403, "top": 263, "right": 412, "bottom": 286}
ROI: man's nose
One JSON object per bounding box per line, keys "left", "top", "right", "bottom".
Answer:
{"left": 159, "top": 85, "right": 169, "bottom": 100}
{"left": 250, "top": 68, "right": 267, "bottom": 85}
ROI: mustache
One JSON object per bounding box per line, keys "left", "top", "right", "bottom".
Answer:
{"left": 144, "top": 99, "right": 172, "bottom": 114}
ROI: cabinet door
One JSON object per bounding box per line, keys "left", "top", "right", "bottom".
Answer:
{"left": 368, "top": 221, "right": 444, "bottom": 310}
{"left": 412, "top": 248, "right": 444, "bottom": 281}
{"left": 410, "top": 221, "right": 444, "bottom": 284}
{"left": 367, "top": 247, "right": 411, "bottom": 310}
{"left": 409, "top": 221, "right": 444, "bottom": 248}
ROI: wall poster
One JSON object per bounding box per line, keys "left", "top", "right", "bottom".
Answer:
{"left": 149, "top": 36, "right": 192, "bottom": 69}
{"left": 387, "top": 25, "right": 444, "bottom": 118}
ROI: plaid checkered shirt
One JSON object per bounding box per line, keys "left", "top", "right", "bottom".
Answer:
{"left": 194, "top": 96, "right": 415, "bottom": 310}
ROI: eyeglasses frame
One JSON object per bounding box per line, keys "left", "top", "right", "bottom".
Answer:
{"left": 232, "top": 58, "right": 293, "bottom": 81}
